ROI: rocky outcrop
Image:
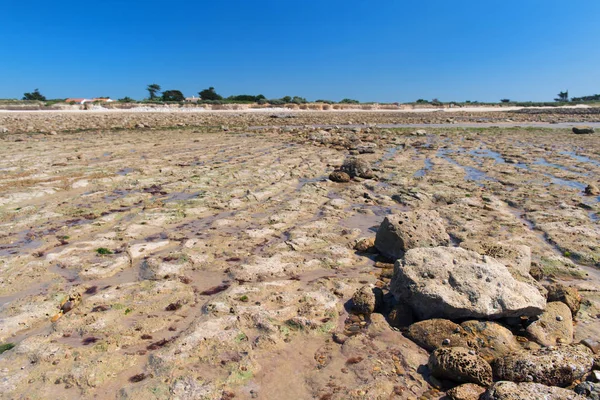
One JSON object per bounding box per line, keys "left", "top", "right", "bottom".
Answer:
{"left": 493, "top": 345, "right": 594, "bottom": 387}
{"left": 340, "top": 156, "right": 374, "bottom": 179}
{"left": 428, "top": 347, "right": 493, "bottom": 386}
{"left": 375, "top": 210, "right": 450, "bottom": 260}
{"left": 391, "top": 247, "right": 546, "bottom": 320}
{"left": 483, "top": 381, "right": 585, "bottom": 400}
{"left": 459, "top": 241, "right": 545, "bottom": 296}
{"left": 526, "top": 301, "right": 573, "bottom": 346}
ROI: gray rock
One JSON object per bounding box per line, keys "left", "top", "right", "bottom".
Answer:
{"left": 0, "top": 126, "right": 9, "bottom": 133}
{"left": 573, "top": 126, "right": 595, "bottom": 134}
{"left": 391, "top": 247, "right": 546, "bottom": 320}
{"left": 526, "top": 302, "right": 573, "bottom": 346}
{"left": 483, "top": 381, "right": 585, "bottom": 400}
{"left": 351, "top": 285, "right": 382, "bottom": 315}
{"left": 493, "top": 345, "right": 594, "bottom": 387}
{"left": 428, "top": 346, "right": 493, "bottom": 386}
{"left": 460, "top": 240, "right": 546, "bottom": 297}
{"left": 575, "top": 381, "right": 600, "bottom": 400}
{"left": 374, "top": 210, "right": 450, "bottom": 260}
{"left": 340, "top": 156, "right": 374, "bottom": 179}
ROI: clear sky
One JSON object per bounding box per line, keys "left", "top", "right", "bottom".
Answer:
{"left": 1, "top": 0, "right": 599, "bottom": 102}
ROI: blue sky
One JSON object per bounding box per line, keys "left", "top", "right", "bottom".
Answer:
{"left": 1, "top": 0, "right": 599, "bottom": 102}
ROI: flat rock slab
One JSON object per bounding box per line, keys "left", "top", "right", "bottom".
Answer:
{"left": 391, "top": 247, "right": 546, "bottom": 320}
{"left": 493, "top": 345, "right": 594, "bottom": 387}
{"left": 483, "top": 381, "right": 585, "bottom": 400}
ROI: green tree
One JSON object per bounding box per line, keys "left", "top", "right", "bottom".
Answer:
{"left": 146, "top": 84, "right": 161, "bottom": 100}
{"left": 500, "top": 99, "right": 510, "bottom": 103}
{"left": 118, "top": 97, "right": 135, "bottom": 102}
{"left": 199, "top": 87, "right": 223, "bottom": 101}
{"left": 161, "top": 90, "right": 185, "bottom": 102}
{"left": 281, "top": 96, "right": 292, "bottom": 103}
{"left": 22, "top": 89, "right": 46, "bottom": 101}
{"left": 291, "top": 96, "right": 307, "bottom": 104}
{"left": 554, "top": 90, "right": 569, "bottom": 102}
{"left": 339, "top": 98, "right": 359, "bottom": 104}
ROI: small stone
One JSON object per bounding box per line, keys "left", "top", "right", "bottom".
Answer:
{"left": 585, "top": 184, "right": 600, "bottom": 196}
{"left": 329, "top": 170, "right": 351, "bottom": 183}
{"left": 351, "top": 285, "right": 383, "bottom": 315}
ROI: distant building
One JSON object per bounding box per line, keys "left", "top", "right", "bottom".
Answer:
{"left": 65, "top": 98, "right": 89, "bottom": 104}
{"left": 185, "top": 96, "right": 200, "bottom": 103}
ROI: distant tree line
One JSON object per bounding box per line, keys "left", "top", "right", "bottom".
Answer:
{"left": 15, "top": 87, "right": 600, "bottom": 106}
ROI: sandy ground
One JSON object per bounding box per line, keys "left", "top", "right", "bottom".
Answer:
{"left": 0, "top": 113, "right": 599, "bottom": 399}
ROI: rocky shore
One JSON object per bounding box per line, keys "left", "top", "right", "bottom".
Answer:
{"left": 0, "top": 112, "right": 599, "bottom": 399}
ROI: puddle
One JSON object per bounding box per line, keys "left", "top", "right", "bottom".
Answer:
{"left": 296, "top": 176, "right": 327, "bottom": 190}
{"left": 380, "top": 146, "right": 400, "bottom": 162}
{"left": 340, "top": 205, "right": 408, "bottom": 235}
{"left": 560, "top": 151, "right": 600, "bottom": 168}
{"left": 469, "top": 148, "right": 505, "bottom": 164}
{"left": 164, "top": 192, "right": 204, "bottom": 202}
{"left": 117, "top": 168, "right": 135, "bottom": 176}
{"left": 0, "top": 230, "right": 45, "bottom": 257}
{"left": 534, "top": 158, "right": 583, "bottom": 175}
{"left": 437, "top": 148, "right": 497, "bottom": 183}
{"left": 543, "top": 173, "right": 587, "bottom": 191}
{"left": 413, "top": 158, "right": 433, "bottom": 178}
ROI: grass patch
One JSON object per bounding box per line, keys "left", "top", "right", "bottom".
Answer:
{"left": 0, "top": 343, "right": 15, "bottom": 354}
{"left": 96, "top": 247, "right": 113, "bottom": 255}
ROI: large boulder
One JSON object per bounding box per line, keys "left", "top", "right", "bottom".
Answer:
{"left": 493, "top": 345, "right": 594, "bottom": 387}
{"left": 428, "top": 347, "right": 493, "bottom": 386}
{"left": 526, "top": 301, "right": 573, "bottom": 346}
{"left": 340, "top": 156, "right": 374, "bottom": 178}
{"left": 460, "top": 240, "right": 546, "bottom": 297}
{"left": 483, "top": 381, "right": 585, "bottom": 400}
{"left": 391, "top": 247, "right": 546, "bottom": 320}
{"left": 375, "top": 210, "right": 450, "bottom": 260}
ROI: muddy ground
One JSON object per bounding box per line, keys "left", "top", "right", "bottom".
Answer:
{"left": 0, "top": 111, "right": 599, "bottom": 399}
